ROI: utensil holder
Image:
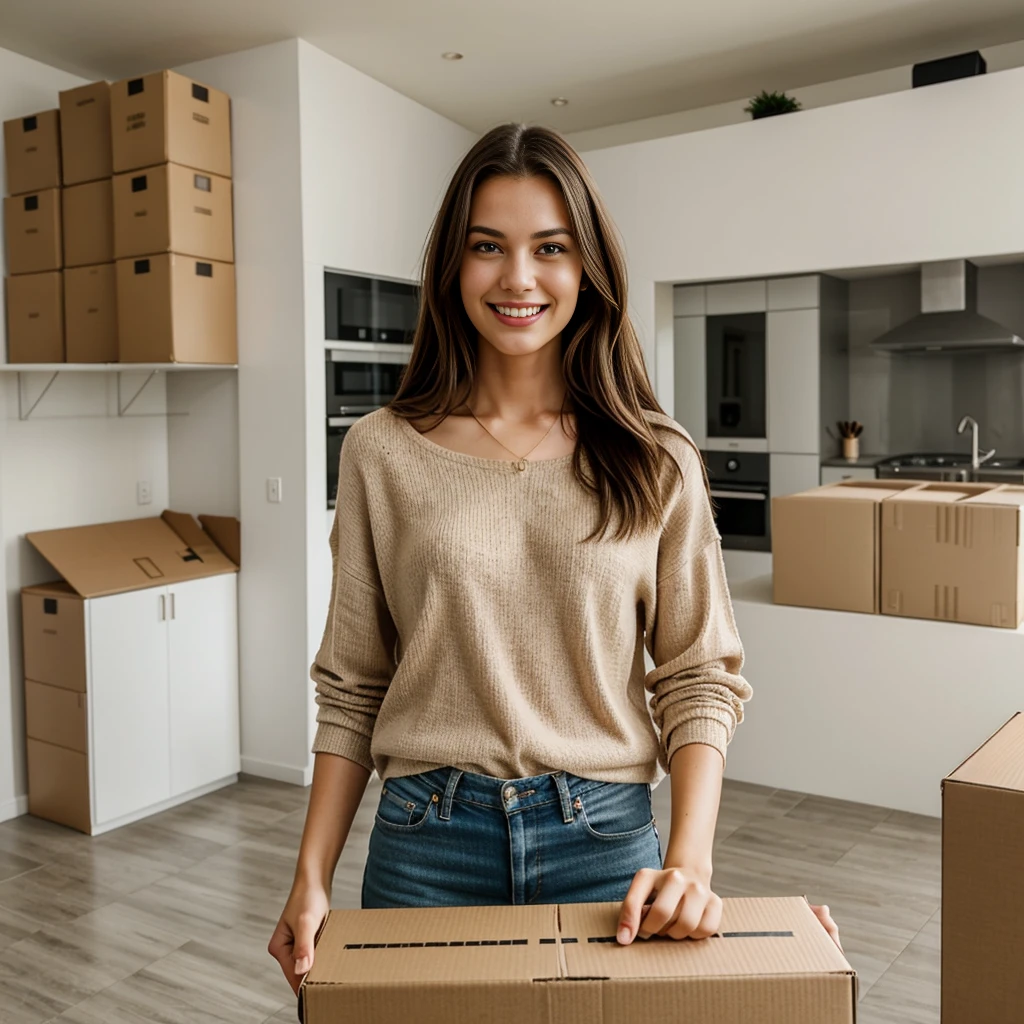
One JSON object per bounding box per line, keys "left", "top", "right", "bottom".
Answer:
{"left": 842, "top": 436, "right": 860, "bottom": 461}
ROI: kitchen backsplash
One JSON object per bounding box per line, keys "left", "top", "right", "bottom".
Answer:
{"left": 847, "top": 264, "right": 1024, "bottom": 457}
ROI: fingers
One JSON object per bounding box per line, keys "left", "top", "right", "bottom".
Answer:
{"left": 617, "top": 869, "right": 657, "bottom": 943}
{"left": 267, "top": 919, "right": 301, "bottom": 996}
{"left": 292, "top": 910, "right": 321, "bottom": 976}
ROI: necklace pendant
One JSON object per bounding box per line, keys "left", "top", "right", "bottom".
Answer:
{"left": 514, "top": 458, "right": 527, "bottom": 472}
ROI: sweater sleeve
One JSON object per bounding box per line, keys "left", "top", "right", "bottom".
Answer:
{"left": 643, "top": 434, "right": 753, "bottom": 771}
{"left": 310, "top": 431, "right": 398, "bottom": 772}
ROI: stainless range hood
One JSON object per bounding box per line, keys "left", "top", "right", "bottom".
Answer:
{"left": 871, "top": 259, "right": 1024, "bottom": 353}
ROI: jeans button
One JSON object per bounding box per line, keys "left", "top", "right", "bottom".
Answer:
{"left": 504, "top": 786, "right": 515, "bottom": 800}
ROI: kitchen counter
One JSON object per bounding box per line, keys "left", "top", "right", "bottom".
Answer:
{"left": 819, "top": 453, "right": 888, "bottom": 468}
{"left": 722, "top": 574, "right": 1024, "bottom": 818}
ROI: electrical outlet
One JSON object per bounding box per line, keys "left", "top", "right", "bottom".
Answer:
{"left": 137, "top": 480, "right": 152, "bottom": 505}
{"left": 267, "top": 477, "right": 282, "bottom": 503}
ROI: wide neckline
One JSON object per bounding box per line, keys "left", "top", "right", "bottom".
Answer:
{"left": 389, "top": 407, "right": 576, "bottom": 471}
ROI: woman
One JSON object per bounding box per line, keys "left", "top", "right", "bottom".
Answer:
{"left": 269, "top": 123, "right": 841, "bottom": 992}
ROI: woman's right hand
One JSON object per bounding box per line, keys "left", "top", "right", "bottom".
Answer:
{"left": 268, "top": 881, "right": 331, "bottom": 996}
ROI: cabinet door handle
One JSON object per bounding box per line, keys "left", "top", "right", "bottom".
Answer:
{"left": 159, "top": 594, "right": 166, "bottom": 621}
{"left": 169, "top": 593, "right": 176, "bottom": 620}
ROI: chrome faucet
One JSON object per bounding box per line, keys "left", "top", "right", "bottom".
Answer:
{"left": 956, "top": 415, "right": 996, "bottom": 470}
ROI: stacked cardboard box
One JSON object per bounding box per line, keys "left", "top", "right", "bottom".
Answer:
{"left": 3, "top": 108, "right": 64, "bottom": 361}
{"left": 773, "top": 480, "right": 1024, "bottom": 628}
{"left": 59, "top": 80, "right": 117, "bottom": 362}
{"left": 111, "top": 70, "right": 236, "bottom": 363}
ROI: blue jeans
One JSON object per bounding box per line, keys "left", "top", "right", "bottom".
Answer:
{"left": 361, "top": 766, "right": 664, "bottom": 908}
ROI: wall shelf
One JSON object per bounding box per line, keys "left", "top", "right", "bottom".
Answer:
{"left": 0, "top": 364, "right": 238, "bottom": 421}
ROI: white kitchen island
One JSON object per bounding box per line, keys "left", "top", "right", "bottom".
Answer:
{"left": 723, "top": 574, "right": 1024, "bottom": 818}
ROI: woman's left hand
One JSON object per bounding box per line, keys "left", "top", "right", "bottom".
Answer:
{"left": 616, "top": 867, "right": 844, "bottom": 955}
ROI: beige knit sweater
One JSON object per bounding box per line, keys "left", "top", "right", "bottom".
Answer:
{"left": 310, "top": 405, "right": 752, "bottom": 786}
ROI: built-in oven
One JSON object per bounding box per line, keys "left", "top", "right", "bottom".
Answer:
{"left": 705, "top": 312, "right": 767, "bottom": 452}
{"left": 325, "top": 271, "right": 419, "bottom": 343}
{"left": 703, "top": 451, "right": 770, "bottom": 551}
{"left": 326, "top": 348, "right": 409, "bottom": 417}
{"left": 327, "top": 416, "right": 359, "bottom": 509}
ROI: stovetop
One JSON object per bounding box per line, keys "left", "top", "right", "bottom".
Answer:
{"left": 877, "top": 452, "right": 1024, "bottom": 470}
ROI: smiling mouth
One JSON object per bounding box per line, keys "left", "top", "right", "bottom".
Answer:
{"left": 487, "top": 303, "right": 550, "bottom": 319}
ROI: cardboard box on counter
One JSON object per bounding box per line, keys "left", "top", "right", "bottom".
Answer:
{"left": 62, "top": 178, "right": 114, "bottom": 268}
{"left": 942, "top": 712, "right": 1024, "bottom": 1023}
{"left": 299, "top": 897, "right": 856, "bottom": 1024}
{"left": 772, "top": 479, "right": 925, "bottom": 614}
{"left": 881, "top": 482, "right": 1020, "bottom": 628}
{"left": 64, "top": 263, "right": 118, "bottom": 363}
{"left": 58, "top": 81, "right": 112, "bottom": 185}
{"left": 21, "top": 510, "right": 240, "bottom": 833}
{"left": 116, "top": 253, "right": 236, "bottom": 363}
{"left": 111, "top": 70, "right": 231, "bottom": 177}
{"left": 113, "top": 162, "right": 233, "bottom": 262}
{"left": 3, "top": 110, "right": 61, "bottom": 196}
{"left": 4, "top": 189, "right": 62, "bottom": 274}
{"left": 5, "top": 271, "right": 64, "bottom": 363}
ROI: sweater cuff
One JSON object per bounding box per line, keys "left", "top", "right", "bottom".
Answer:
{"left": 666, "top": 718, "right": 731, "bottom": 770}
{"left": 312, "top": 721, "right": 374, "bottom": 773}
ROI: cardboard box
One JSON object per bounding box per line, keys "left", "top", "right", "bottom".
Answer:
{"left": 111, "top": 70, "right": 231, "bottom": 177}
{"left": 64, "top": 263, "right": 117, "bottom": 363}
{"left": 4, "top": 189, "right": 62, "bottom": 274}
{"left": 116, "top": 253, "right": 236, "bottom": 364}
{"left": 881, "top": 482, "right": 1020, "bottom": 627}
{"left": 62, "top": 178, "right": 114, "bottom": 267}
{"left": 5, "top": 271, "right": 64, "bottom": 363}
{"left": 772, "top": 480, "right": 925, "bottom": 614}
{"left": 3, "top": 109, "right": 61, "bottom": 195}
{"left": 942, "top": 712, "right": 1024, "bottom": 1023}
{"left": 59, "top": 80, "right": 113, "bottom": 185}
{"left": 113, "top": 162, "right": 233, "bottom": 261}
{"left": 21, "top": 512, "right": 240, "bottom": 834}
{"left": 298, "top": 897, "right": 856, "bottom": 1023}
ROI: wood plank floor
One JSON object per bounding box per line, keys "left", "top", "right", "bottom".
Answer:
{"left": 0, "top": 774, "right": 941, "bottom": 1023}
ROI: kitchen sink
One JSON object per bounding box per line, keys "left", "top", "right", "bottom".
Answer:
{"left": 875, "top": 452, "right": 1024, "bottom": 484}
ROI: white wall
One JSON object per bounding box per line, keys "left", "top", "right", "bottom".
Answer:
{"left": 0, "top": 48, "right": 174, "bottom": 822}
{"left": 578, "top": 66, "right": 1024, "bottom": 417}
{"left": 297, "top": 40, "right": 477, "bottom": 775}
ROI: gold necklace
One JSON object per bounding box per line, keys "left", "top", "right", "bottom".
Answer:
{"left": 466, "top": 395, "right": 567, "bottom": 472}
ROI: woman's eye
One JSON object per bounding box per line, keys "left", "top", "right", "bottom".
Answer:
{"left": 473, "top": 241, "right": 500, "bottom": 253}
{"left": 539, "top": 244, "right": 566, "bottom": 255}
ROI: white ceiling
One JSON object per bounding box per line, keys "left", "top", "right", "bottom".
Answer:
{"left": 2, "top": 0, "right": 1024, "bottom": 134}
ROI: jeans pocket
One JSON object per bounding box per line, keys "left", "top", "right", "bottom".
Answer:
{"left": 577, "top": 781, "right": 655, "bottom": 841}
{"left": 375, "top": 774, "right": 434, "bottom": 831}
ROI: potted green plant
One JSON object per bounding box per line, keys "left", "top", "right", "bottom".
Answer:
{"left": 744, "top": 90, "right": 802, "bottom": 119}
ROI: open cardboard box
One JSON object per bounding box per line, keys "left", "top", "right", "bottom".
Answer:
{"left": 298, "top": 896, "right": 856, "bottom": 1023}
{"left": 942, "top": 712, "right": 1024, "bottom": 1022}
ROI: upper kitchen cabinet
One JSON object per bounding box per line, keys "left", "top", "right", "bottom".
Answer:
{"left": 706, "top": 280, "right": 767, "bottom": 315}
{"left": 767, "top": 275, "right": 820, "bottom": 311}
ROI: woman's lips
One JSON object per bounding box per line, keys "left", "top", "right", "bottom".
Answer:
{"left": 488, "top": 304, "right": 549, "bottom": 326}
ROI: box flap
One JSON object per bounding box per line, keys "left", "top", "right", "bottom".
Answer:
{"left": 559, "top": 898, "right": 852, "bottom": 980}
{"left": 946, "top": 712, "right": 1024, "bottom": 793}
{"left": 962, "top": 485, "right": 1024, "bottom": 507}
{"left": 305, "top": 904, "right": 559, "bottom": 987}
{"left": 25, "top": 511, "right": 238, "bottom": 598}
{"left": 783, "top": 480, "right": 922, "bottom": 503}
{"left": 885, "top": 482, "right": 998, "bottom": 504}
{"left": 198, "top": 514, "right": 240, "bottom": 567}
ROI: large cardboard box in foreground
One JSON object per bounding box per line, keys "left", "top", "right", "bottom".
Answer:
{"left": 882, "top": 483, "right": 1022, "bottom": 627}
{"left": 111, "top": 70, "right": 231, "bottom": 177}
{"left": 772, "top": 479, "right": 924, "bottom": 614}
{"left": 299, "top": 897, "right": 856, "bottom": 1024}
{"left": 3, "top": 110, "right": 61, "bottom": 195}
{"left": 942, "top": 712, "right": 1024, "bottom": 1023}
{"left": 22, "top": 510, "right": 241, "bottom": 834}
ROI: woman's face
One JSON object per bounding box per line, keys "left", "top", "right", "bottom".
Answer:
{"left": 459, "top": 174, "right": 585, "bottom": 355}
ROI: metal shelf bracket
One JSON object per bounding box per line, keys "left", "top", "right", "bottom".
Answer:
{"left": 117, "top": 370, "right": 159, "bottom": 416}
{"left": 17, "top": 371, "right": 60, "bottom": 421}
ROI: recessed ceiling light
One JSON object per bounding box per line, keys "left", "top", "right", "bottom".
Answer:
{"left": 442, "top": 51, "right": 463, "bottom": 61}
{"left": 550, "top": 97, "right": 569, "bottom": 107}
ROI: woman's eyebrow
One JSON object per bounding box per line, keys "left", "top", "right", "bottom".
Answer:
{"left": 467, "top": 225, "right": 573, "bottom": 240}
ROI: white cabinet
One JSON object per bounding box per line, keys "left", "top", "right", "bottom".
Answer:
{"left": 706, "top": 280, "right": 766, "bottom": 314}
{"left": 770, "top": 454, "right": 821, "bottom": 501}
{"left": 84, "top": 574, "right": 239, "bottom": 833}
{"left": 767, "top": 308, "right": 820, "bottom": 455}
{"left": 673, "top": 315, "right": 706, "bottom": 448}
{"left": 820, "top": 465, "right": 878, "bottom": 485}
{"left": 768, "top": 276, "right": 820, "bottom": 310}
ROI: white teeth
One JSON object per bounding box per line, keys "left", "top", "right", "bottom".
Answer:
{"left": 495, "top": 305, "right": 543, "bottom": 318}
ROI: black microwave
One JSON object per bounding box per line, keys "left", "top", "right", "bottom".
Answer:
{"left": 325, "top": 271, "right": 419, "bottom": 343}
{"left": 326, "top": 349, "right": 408, "bottom": 417}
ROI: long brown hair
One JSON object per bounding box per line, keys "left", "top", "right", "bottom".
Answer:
{"left": 389, "top": 122, "right": 689, "bottom": 544}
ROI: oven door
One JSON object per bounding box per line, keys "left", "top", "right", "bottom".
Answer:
{"left": 326, "top": 349, "right": 408, "bottom": 416}
{"left": 327, "top": 416, "right": 360, "bottom": 509}
{"left": 708, "top": 482, "right": 770, "bottom": 551}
